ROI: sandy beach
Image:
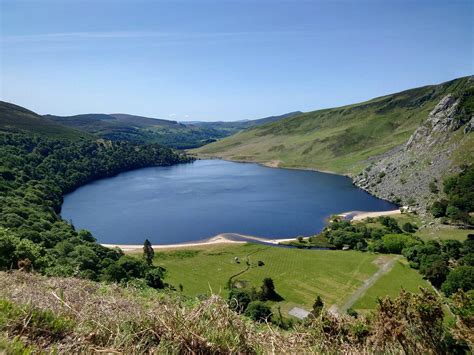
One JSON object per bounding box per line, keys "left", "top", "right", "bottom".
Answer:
{"left": 339, "top": 209, "right": 401, "bottom": 221}
{"left": 101, "top": 233, "right": 296, "bottom": 251}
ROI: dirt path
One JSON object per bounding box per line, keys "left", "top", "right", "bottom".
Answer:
{"left": 329, "top": 255, "right": 400, "bottom": 315}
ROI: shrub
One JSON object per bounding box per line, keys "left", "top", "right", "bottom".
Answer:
{"left": 244, "top": 301, "right": 272, "bottom": 322}
{"left": 402, "top": 222, "right": 417, "bottom": 233}
{"left": 145, "top": 267, "right": 165, "bottom": 289}
{"left": 429, "top": 181, "right": 439, "bottom": 194}
{"left": 441, "top": 266, "right": 474, "bottom": 296}
{"left": 310, "top": 295, "right": 324, "bottom": 317}
{"left": 382, "top": 234, "right": 419, "bottom": 254}
{"left": 228, "top": 289, "right": 251, "bottom": 313}
{"left": 431, "top": 199, "right": 448, "bottom": 218}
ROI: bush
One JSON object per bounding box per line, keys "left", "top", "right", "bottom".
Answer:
{"left": 244, "top": 301, "right": 272, "bottom": 322}
{"left": 441, "top": 266, "right": 474, "bottom": 296}
{"left": 228, "top": 289, "right": 251, "bottom": 313}
{"left": 429, "top": 181, "right": 439, "bottom": 194}
{"left": 382, "top": 234, "right": 419, "bottom": 254}
{"left": 431, "top": 199, "right": 448, "bottom": 218}
{"left": 402, "top": 222, "right": 417, "bottom": 233}
{"left": 145, "top": 267, "right": 165, "bottom": 289}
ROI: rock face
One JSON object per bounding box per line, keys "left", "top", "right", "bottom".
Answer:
{"left": 353, "top": 93, "right": 473, "bottom": 213}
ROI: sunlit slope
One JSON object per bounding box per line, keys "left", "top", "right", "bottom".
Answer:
{"left": 0, "top": 101, "right": 89, "bottom": 139}
{"left": 194, "top": 77, "right": 473, "bottom": 174}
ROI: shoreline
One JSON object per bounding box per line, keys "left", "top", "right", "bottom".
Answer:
{"left": 102, "top": 233, "right": 296, "bottom": 251}
{"left": 101, "top": 209, "right": 401, "bottom": 251}
{"left": 191, "top": 155, "right": 350, "bottom": 177}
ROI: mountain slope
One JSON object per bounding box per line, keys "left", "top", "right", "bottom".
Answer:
{"left": 46, "top": 111, "right": 301, "bottom": 149}
{"left": 188, "top": 111, "right": 303, "bottom": 133}
{"left": 0, "top": 101, "right": 88, "bottom": 138}
{"left": 194, "top": 77, "right": 473, "bottom": 175}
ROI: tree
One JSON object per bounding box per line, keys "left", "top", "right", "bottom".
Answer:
{"left": 310, "top": 295, "right": 324, "bottom": 317}
{"left": 431, "top": 200, "right": 448, "bottom": 218}
{"left": 228, "top": 289, "right": 251, "bottom": 313}
{"left": 381, "top": 233, "right": 419, "bottom": 254}
{"left": 259, "top": 277, "right": 282, "bottom": 301}
{"left": 244, "top": 301, "right": 272, "bottom": 322}
{"left": 145, "top": 267, "right": 165, "bottom": 289}
{"left": 424, "top": 260, "right": 449, "bottom": 288}
{"left": 143, "top": 239, "right": 154, "bottom": 266}
{"left": 402, "top": 222, "right": 417, "bottom": 233}
{"left": 441, "top": 266, "right": 474, "bottom": 296}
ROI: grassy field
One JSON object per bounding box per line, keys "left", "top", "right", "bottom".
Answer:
{"left": 353, "top": 259, "right": 430, "bottom": 311}
{"left": 140, "top": 243, "right": 428, "bottom": 316}
{"left": 193, "top": 77, "right": 472, "bottom": 174}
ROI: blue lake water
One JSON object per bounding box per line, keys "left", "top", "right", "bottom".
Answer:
{"left": 61, "top": 159, "right": 396, "bottom": 244}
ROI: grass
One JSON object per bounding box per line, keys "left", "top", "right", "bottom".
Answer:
{"left": 359, "top": 213, "right": 471, "bottom": 242}
{"left": 193, "top": 76, "right": 473, "bottom": 174}
{"left": 0, "top": 271, "right": 454, "bottom": 353}
{"left": 353, "top": 259, "right": 430, "bottom": 311}
{"left": 145, "top": 243, "right": 428, "bottom": 316}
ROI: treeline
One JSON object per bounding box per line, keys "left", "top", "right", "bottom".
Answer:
{"left": 0, "top": 132, "right": 193, "bottom": 284}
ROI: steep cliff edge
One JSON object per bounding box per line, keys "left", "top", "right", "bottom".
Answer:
{"left": 353, "top": 81, "right": 474, "bottom": 212}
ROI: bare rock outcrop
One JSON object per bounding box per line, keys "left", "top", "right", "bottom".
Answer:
{"left": 353, "top": 93, "right": 473, "bottom": 214}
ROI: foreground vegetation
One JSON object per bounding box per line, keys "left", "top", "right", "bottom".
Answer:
{"left": 0, "top": 271, "right": 471, "bottom": 353}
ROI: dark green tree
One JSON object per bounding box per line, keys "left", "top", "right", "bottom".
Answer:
{"left": 441, "top": 266, "right": 474, "bottom": 296}
{"left": 143, "top": 239, "right": 154, "bottom": 266}
{"left": 425, "top": 260, "right": 449, "bottom": 288}
{"left": 310, "top": 295, "right": 324, "bottom": 317}
{"left": 228, "top": 289, "right": 251, "bottom": 313}
{"left": 259, "top": 277, "right": 282, "bottom": 301}
{"left": 244, "top": 301, "right": 272, "bottom": 322}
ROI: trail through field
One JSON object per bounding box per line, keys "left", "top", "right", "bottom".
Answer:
{"left": 329, "top": 255, "right": 400, "bottom": 315}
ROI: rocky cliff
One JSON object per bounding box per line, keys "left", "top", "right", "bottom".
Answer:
{"left": 353, "top": 79, "right": 474, "bottom": 213}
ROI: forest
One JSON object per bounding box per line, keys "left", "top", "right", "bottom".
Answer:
{"left": 0, "top": 132, "right": 193, "bottom": 285}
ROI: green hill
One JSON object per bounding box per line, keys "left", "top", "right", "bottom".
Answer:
{"left": 0, "top": 101, "right": 88, "bottom": 139}
{"left": 194, "top": 77, "right": 474, "bottom": 175}
{"left": 46, "top": 111, "right": 301, "bottom": 149}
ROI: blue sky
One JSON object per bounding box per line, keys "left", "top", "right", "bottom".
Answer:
{"left": 0, "top": 0, "right": 472, "bottom": 121}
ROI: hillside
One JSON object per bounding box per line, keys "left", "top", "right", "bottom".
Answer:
{"left": 194, "top": 76, "right": 474, "bottom": 208}
{"left": 0, "top": 101, "right": 88, "bottom": 139}
{"left": 46, "top": 111, "right": 301, "bottom": 149}
{"left": 188, "top": 111, "right": 303, "bottom": 134}
{"left": 46, "top": 112, "right": 214, "bottom": 148}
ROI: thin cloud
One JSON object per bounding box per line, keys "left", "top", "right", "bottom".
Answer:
{"left": 1, "top": 30, "right": 312, "bottom": 44}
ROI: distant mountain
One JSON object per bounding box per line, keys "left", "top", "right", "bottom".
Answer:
{"left": 0, "top": 101, "right": 88, "bottom": 138}
{"left": 187, "top": 111, "right": 303, "bottom": 132}
{"left": 46, "top": 111, "right": 301, "bottom": 149}
{"left": 194, "top": 76, "right": 474, "bottom": 208}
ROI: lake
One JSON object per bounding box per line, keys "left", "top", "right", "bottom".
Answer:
{"left": 61, "top": 159, "right": 396, "bottom": 245}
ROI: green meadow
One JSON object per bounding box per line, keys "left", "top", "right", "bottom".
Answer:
{"left": 140, "top": 243, "right": 429, "bottom": 315}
